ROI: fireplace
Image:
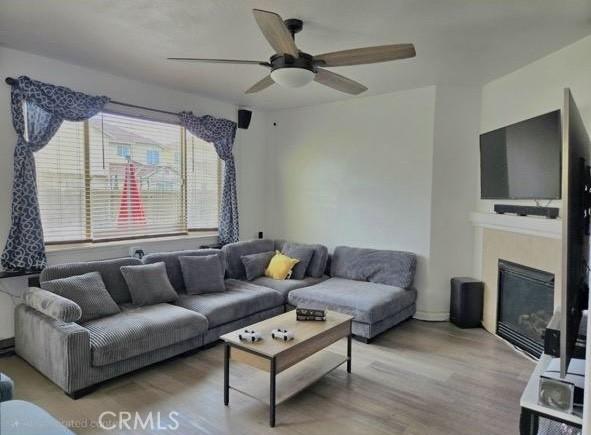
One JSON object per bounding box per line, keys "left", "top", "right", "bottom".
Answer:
{"left": 497, "top": 260, "right": 554, "bottom": 357}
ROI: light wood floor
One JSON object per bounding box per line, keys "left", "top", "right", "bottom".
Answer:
{"left": 0, "top": 320, "right": 533, "bottom": 435}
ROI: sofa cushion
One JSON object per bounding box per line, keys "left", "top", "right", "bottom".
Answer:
{"left": 222, "top": 239, "right": 275, "bottom": 279}
{"left": 142, "top": 249, "right": 224, "bottom": 293}
{"left": 174, "top": 279, "right": 283, "bottom": 328}
{"left": 25, "top": 287, "right": 83, "bottom": 323}
{"left": 40, "top": 257, "right": 142, "bottom": 304}
{"left": 288, "top": 277, "right": 417, "bottom": 324}
{"left": 252, "top": 275, "right": 329, "bottom": 302}
{"left": 265, "top": 251, "right": 300, "bottom": 280}
{"left": 120, "top": 262, "right": 178, "bottom": 306}
{"left": 281, "top": 243, "right": 315, "bottom": 280}
{"left": 274, "top": 240, "right": 329, "bottom": 278}
{"left": 41, "top": 272, "right": 120, "bottom": 323}
{"left": 330, "top": 246, "right": 417, "bottom": 288}
{"left": 83, "top": 303, "right": 208, "bottom": 367}
{"left": 179, "top": 255, "right": 226, "bottom": 294}
{"left": 241, "top": 251, "right": 274, "bottom": 281}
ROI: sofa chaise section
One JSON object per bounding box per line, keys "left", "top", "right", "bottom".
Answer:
{"left": 288, "top": 246, "right": 417, "bottom": 341}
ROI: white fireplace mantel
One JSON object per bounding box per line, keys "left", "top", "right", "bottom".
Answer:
{"left": 470, "top": 212, "right": 562, "bottom": 240}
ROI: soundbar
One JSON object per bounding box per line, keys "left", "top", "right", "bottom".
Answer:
{"left": 494, "top": 204, "right": 559, "bottom": 219}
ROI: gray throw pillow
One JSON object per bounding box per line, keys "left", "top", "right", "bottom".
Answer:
{"left": 120, "top": 262, "right": 178, "bottom": 306}
{"left": 41, "top": 271, "right": 120, "bottom": 323}
{"left": 282, "top": 243, "right": 315, "bottom": 280}
{"left": 241, "top": 251, "right": 275, "bottom": 281}
{"left": 179, "top": 255, "right": 226, "bottom": 295}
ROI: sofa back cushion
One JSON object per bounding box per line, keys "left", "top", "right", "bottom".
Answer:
{"left": 222, "top": 239, "right": 275, "bottom": 279}
{"left": 274, "top": 240, "right": 329, "bottom": 278}
{"left": 120, "top": 262, "right": 179, "bottom": 306}
{"left": 330, "top": 246, "right": 416, "bottom": 289}
{"left": 142, "top": 249, "right": 224, "bottom": 293}
{"left": 40, "top": 257, "right": 142, "bottom": 304}
{"left": 41, "top": 271, "right": 120, "bottom": 322}
{"left": 242, "top": 251, "right": 275, "bottom": 281}
{"left": 179, "top": 255, "right": 226, "bottom": 294}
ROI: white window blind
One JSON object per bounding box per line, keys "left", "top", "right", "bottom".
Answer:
{"left": 89, "top": 113, "right": 184, "bottom": 240}
{"left": 187, "top": 132, "right": 220, "bottom": 230}
{"left": 36, "top": 120, "right": 87, "bottom": 243}
{"left": 34, "top": 110, "right": 221, "bottom": 243}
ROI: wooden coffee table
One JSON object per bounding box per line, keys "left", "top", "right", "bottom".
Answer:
{"left": 221, "top": 310, "right": 353, "bottom": 427}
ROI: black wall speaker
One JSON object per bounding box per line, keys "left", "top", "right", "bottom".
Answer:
{"left": 450, "top": 277, "right": 484, "bottom": 328}
{"left": 238, "top": 109, "right": 252, "bottom": 129}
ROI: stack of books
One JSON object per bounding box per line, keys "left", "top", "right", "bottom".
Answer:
{"left": 296, "top": 308, "right": 326, "bottom": 321}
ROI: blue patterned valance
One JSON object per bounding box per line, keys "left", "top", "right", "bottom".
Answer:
{"left": 179, "top": 112, "right": 239, "bottom": 245}
{"left": 1, "top": 76, "right": 109, "bottom": 271}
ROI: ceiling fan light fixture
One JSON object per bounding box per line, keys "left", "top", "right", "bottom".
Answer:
{"left": 270, "top": 67, "right": 314, "bottom": 88}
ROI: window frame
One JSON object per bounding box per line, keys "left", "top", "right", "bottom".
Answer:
{"left": 39, "top": 110, "right": 221, "bottom": 245}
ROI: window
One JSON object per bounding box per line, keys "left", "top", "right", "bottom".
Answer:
{"left": 36, "top": 111, "right": 221, "bottom": 243}
{"left": 187, "top": 132, "right": 220, "bottom": 229}
{"left": 146, "top": 149, "right": 160, "bottom": 165}
{"left": 116, "top": 144, "right": 131, "bottom": 158}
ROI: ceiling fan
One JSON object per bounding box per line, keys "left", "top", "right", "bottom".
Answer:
{"left": 168, "top": 9, "right": 416, "bottom": 95}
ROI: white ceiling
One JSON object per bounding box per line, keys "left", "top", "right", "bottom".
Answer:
{"left": 1, "top": 0, "right": 590, "bottom": 110}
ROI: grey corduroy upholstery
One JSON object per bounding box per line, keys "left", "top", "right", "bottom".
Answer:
{"left": 222, "top": 239, "right": 274, "bottom": 279}
{"left": 15, "top": 242, "right": 419, "bottom": 395}
{"left": 24, "top": 287, "right": 82, "bottom": 323}
{"left": 40, "top": 258, "right": 142, "bottom": 304}
{"left": 0, "top": 373, "right": 14, "bottom": 402}
{"left": 142, "top": 249, "right": 224, "bottom": 293}
{"left": 174, "top": 279, "right": 283, "bottom": 328}
{"left": 41, "top": 272, "right": 120, "bottom": 322}
{"left": 120, "top": 262, "right": 179, "bottom": 306}
{"left": 15, "top": 303, "right": 205, "bottom": 394}
{"left": 281, "top": 243, "right": 315, "bottom": 280}
{"left": 288, "top": 277, "right": 417, "bottom": 324}
{"left": 83, "top": 304, "right": 208, "bottom": 366}
{"left": 179, "top": 255, "right": 226, "bottom": 294}
{"left": 241, "top": 251, "right": 275, "bottom": 281}
{"left": 330, "top": 246, "right": 417, "bottom": 288}
{"left": 274, "top": 240, "right": 329, "bottom": 278}
{"left": 252, "top": 275, "right": 328, "bottom": 303}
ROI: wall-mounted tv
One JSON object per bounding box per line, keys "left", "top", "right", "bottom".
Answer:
{"left": 480, "top": 110, "right": 562, "bottom": 199}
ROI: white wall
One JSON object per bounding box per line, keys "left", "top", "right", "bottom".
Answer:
{"left": 478, "top": 34, "right": 591, "bottom": 214}
{"left": 0, "top": 46, "right": 268, "bottom": 340}
{"left": 426, "top": 85, "right": 482, "bottom": 319}
{"left": 264, "top": 86, "right": 433, "bottom": 318}
{"left": 263, "top": 85, "right": 481, "bottom": 320}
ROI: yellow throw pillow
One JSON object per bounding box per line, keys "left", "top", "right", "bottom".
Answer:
{"left": 265, "top": 251, "right": 300, "bottom": 280}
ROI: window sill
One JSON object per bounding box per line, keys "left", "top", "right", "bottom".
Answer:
{"left": 46, "top": 232, "right": 219, "bottom": 256}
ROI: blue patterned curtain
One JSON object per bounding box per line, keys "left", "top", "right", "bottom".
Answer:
{"left": 1, "top": 76, "right": 109, "bottom": 271}
{"left": 179, "top": 112, "right": 238, "bottom": 245}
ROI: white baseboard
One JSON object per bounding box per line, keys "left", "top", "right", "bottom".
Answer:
{"left": 413, "top": 311, "right": 450, "bottom": 321}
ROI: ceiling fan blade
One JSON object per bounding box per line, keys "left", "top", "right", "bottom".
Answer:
{"left": 314, "top": 44, "right": 416, "bottom": 67}
{"left": 245, "top": 75, "right": 275, "bottom": 94}
{"left": 314, "top": 68, "right": 367, "bottom": 95}
{"left": 167, "top": 57, "right": 271, "bottom": 67}
{"left": 252, "top": 9, "right": 299, "bottom": 57}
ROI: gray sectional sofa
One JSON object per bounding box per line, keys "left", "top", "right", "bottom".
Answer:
{"left": 14, "top": 239, "right": 416, "bottom": 398}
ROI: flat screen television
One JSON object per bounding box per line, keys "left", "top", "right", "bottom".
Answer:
{"left": 480, "top": 110, "right": 562, "bottom": 199}
{"left": 560, "top": 89, "right": 589, "bottom": 377}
